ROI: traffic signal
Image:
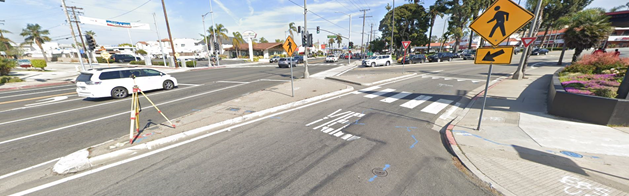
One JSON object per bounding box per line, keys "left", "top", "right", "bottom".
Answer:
{"left": 297, "top": 26, "right": 301, "bottom": 33}
{"left": 85, "top": 35, "right": 97, "bottom": 51}
{"left": 302, "top": 34, "right": 307, "bottom": 46}
{"left": 316, "top": 26, "right": 320, "bottom": 34}
{"left": 349, "top": 42, "right": 354, "bottom": 49}
{"left": 213, "top": 42, "right": 219, "bottom": 49}
{"left": 308, "top": 33, "right": 313, "bottom": 47}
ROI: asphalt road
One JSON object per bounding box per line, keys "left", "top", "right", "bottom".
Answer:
{"left": 0, "top": 65, "right": 336, "bottom": 178}
{"left": 2, "top": 52, "right": 574, "bottom": 195}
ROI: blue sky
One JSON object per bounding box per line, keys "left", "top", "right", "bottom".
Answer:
{"left": 0, "top": 0, "right": 624, "bottom": 47}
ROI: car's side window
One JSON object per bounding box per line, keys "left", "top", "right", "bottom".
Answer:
{"left": 143, "top": 69, "right": 161, "bottom": 76}
{"left": 120, "top": 70, "right": 134, "bottom": 78}
{"left": 99, "top": 71, "right": 121, "bottom": 80}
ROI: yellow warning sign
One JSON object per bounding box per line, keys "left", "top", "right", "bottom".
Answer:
{"left": 283, "top": 36, "right": 297, "bottom": 56}
{"left": 469, "top": 0, "right": 533, "bottom": 47}
{"left": 475, "top": 46, "right": 514, "bottom": 64}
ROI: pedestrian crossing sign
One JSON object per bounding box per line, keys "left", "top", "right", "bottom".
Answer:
{"left": 469, "top": 0, "right": 533, "bottom": 47}
{"left": 283, "top": 36, "right": 297, "bottom": 57}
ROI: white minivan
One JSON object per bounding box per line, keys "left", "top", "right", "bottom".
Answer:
{"left": 75, "top": 68, "right": 178, "bottom": 99}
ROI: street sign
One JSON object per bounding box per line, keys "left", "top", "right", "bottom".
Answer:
{"left": 242, "top": 30, "right": 257, "bottom": 41}
{"left": 402, "top": 41, "right": 411, "bottom": 49}
{"left": 101, "top": 51, "right": 111, "bottom": 59}
{"left": 474, "top": 46, "right": 514, "bottom": 64}
{"left": 283, "top": 36, "right": 297, "bottom": 56}
{"left": 521, "top": 37, "right": 536, "bottom": 47}
{"left": 327, "top": 35, "right": 337, "bottom": 39}
{"left": 469, "top": 0, "right": 533, "bottom": 47}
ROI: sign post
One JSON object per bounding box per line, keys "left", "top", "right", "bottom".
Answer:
{"left": 243, "top": 30, "right": 257, "bottom": 62}
{"left": 469, "top": 0, "right": 532, "bottom": 130}
{"left": 101, "top": 51, "right": 111, "bottom": 67}
{"left": 283, "top": 36, "right": 298, "bottom": 97}
{"left": 401, "top": 41, "right": 411, "bottom": 73}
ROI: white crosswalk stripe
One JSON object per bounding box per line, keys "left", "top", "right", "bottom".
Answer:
{"left": 381, "top": 91, "right": 412, "bottom": 103}
{"left": 421, "top": 99, "right": 454, "bottom": 114}
{"left": 400, "top": 95, "right": 433, "bottom": 109}
{"left": 364, "top": 88, "right": 395, "bottom": 98}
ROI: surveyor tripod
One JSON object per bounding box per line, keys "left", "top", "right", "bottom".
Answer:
{"left": 129, "top": 74, "right": 175, "bottom": 144}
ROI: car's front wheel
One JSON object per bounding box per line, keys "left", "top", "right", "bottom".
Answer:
{"left": 163, "top": 80, "right": 174, "bottom": 90}
{"left": 111, "top": 87, "right": 128, "bottom": 99}
{"left": 371, "top": 62, "right": 376, "bottom": 67}
{"left": 385, "top": 61, "right": 390, "bottom": 66}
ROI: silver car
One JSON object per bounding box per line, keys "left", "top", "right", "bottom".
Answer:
{"left": 278, "top": 58, "right": 298, "bottom": 68}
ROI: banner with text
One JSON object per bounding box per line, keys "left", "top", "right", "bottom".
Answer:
{"left": 79, "top": 16, "right": 150, "bottom": 30}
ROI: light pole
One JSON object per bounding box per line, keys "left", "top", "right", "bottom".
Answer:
{"left": 207, "top": 0, "right": 220, "bottom": 66}
{"left": 303, "top": 0, "right": 309, "bottom": 78}
{"left": 153, "top": 13, "right": 167, "bottom": 66}
{"left": 126, "top": 20, "right": 141, "bottom": 62}
{"left": 336, "top": 11, "right": 351, "bottom": 65}
{"left": 202, "top": 12, "right": 210, "bottom": 62}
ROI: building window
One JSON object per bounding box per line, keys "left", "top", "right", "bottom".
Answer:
{"left": 180, "top": 44, "right": 185, "bottom": 47}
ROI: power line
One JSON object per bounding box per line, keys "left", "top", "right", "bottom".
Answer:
{"left": 109, "top": 0, "right": 152, "bottom": 19}
{"left": 287, "top": 0, "right": 350, "bottom": 33}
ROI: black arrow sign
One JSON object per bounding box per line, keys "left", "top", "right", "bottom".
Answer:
{"left": 482, "top": 49, "right": 505, "bottom": 62}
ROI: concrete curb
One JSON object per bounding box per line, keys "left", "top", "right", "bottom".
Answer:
{"left": 0, "top": 81, "right": 73, "bottom": 92}
{"left": 444, "top": 125, "right": 515, "bottom": 196}
{"left": 53, "top": 85, "right": 355, "bottom": 174}
{"left": 325, "top": 73, "right": 418, "bottom": 86}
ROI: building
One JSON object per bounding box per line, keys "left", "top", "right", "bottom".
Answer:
{"left": 20, "top": 42, "right": 81, "bottom": 59}
{"left": 135, "top": 37, "right": 234, "bottom": 59}
{"left": 224, "top": 42, "right": 284, "bottom": 58}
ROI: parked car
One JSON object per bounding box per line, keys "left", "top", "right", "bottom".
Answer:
{"left": 269, "top": 56, "right": 281, "bottom": 63}
{"left": 110, "top": 54, "right": 137, "bottom": 63}
{"left": 325, "top": 55, "right": 339, "bottom": 62}
{"left": 75, "top": 68, "right": 178, "bottom": 99}
{"left": 428, "top": 53, "right": 455, "bottom": 62}
{"left": 292, "top": 55, "right": 304, "bottom": 63}
{"left": 362, "top": 55, "right": 392, "bottom": 67}
{"left": 401, "top": 54, "right": 427, "bottom": 64}
{"left": 17, "top": 59, "right": 32, "bottom": 68}
{"left": 278, "top": 58, "right": 298, "bottom": 68}
{"left": 531, "top": 48, "right": 549, "bottom": 55}
{"left": 450, "top": 52, "right": 461, "bottom": 58}
{"left": 462, "top": 51, "right": 476, "bottom": 60}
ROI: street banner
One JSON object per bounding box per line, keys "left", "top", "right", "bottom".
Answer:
{"left": 79, "top": 16, "right": 150, "bottom": 30}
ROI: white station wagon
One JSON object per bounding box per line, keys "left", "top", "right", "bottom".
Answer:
{"left": 75, "top": 68, "right": 178, "bottom": 99}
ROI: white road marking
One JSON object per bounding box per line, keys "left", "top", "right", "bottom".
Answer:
{"left": 178, "top": 83, "right": 203, "bottom": 86}
{"left": 439, "top": 102, "right": 461, "bottom": 120}
{"left": 0, "top": 84, "right": 244, "bottom": 146}
{"left": 341, "top": 134, "right": 353, "bottom": 140}
{"left": 380, "top": 91, "right": 412, "bottom": 103}
{"left": 364, "top": 88, "right": 395, "bottom": 99}
{"left": 421, "top": 99, "right": 454, "bottom": 114}
{"left": 400, "top": 95, "right": 432, "bottom": 109}
{"left": 0, "top": 84, "right": 75, "bottom": 95}
{"left": 215, "top": 81, "right": 249, "bottom": 84}
{"left": 0, "top": 87, "right": 75, "bottom": 99}
{"left": 0, "top": 96, "right": 82, "bottom": 114}
{"left": 258, "top": 79, "right": 290, "bottom": 82}
{"left": 352, "top": 86, "right": 381, "bottom": 94}
{"left": 0, "top": 158, "right": 60, "bottom": 180}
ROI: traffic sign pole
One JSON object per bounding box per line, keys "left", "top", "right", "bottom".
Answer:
{"left": 290, "top": 56, "right": 294, "bottom": 97}
{"left": 513, "top": 0, "right": 543, "bottom": 80}
{"left": 478, "top": 60, "right": 494, "bottom": 131}
{"left": 283, "top": 36, "right": 297, "bottom": 97}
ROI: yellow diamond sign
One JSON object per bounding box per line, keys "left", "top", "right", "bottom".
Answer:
{"left": 469, "top": 0, "right": 533, "bottom": 47}
{"left": 283, "top": 36, "right": 297, "bottom": 56}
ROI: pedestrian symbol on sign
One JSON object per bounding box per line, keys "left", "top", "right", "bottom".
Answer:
{"left": 488, "top": 6, "right": 509, "bottom": 37}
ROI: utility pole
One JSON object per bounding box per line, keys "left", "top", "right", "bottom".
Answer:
{"left": 153, "top": 13, "right": 167, "bottom": 66}
{"left": 369, "top": 23, "right": 373, "bottom": 54}
{"left": 208, "top": 0, "right": 220, "bottom": 66}
{"left": 68, "top": 6, "right": 93, "bottom": 69}
{"left": 202, "top": 12, "right": 210, "bottom": 61}
{"left": 303, "top": 0, "right": 309, "bottom": 78}
{"left": 61, "top": 0, "right": 85, "bottom": 71}
{"left": 161, "top": 0, "right": 178, "bottom": 68}
{"left": 359, "top": 9, "right": 371, "bottom": 60}
{"left": 513, "top": 0, "right": 543, "bottom": 80}
{"left": 390, "top": 0, "right": 394, "bottom": 54}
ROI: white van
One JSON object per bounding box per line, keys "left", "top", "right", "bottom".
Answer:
{"left": 75, "top": 68, "right": 178, "bottom": 99}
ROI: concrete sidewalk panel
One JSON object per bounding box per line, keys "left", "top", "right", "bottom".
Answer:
{"left": 519, "top": 112, "right": 629, "bottom": 157}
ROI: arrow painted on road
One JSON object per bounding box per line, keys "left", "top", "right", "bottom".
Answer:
{"left": 482, "top": 49, "right": 505, "bottom": 62}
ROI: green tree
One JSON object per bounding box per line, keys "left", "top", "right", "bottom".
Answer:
{"left": 378, "top": 3, "right": 430, "bottom": 54}
{"left": 118, "top": 43, "right": 133, "bottom": 47}
{"left": 288, "top": 22, "right": 298, "bottom": 40}
{"left": 259, "top": 37, "right": 269, "bottom": 43}
{"left": 563, "top": 8, "right": 613, "bottom": 62}
{"left": 335, "top": 34, "right": 343, "bottom": 48}
{"left": 85, "top": 30, "right": 96, "bottom": 37}
{"left": 20, "top": 24, "right": 51, "bottom": 62}
{"left": 207, "top": 24, "right": 229, "bottom": 52}
{"left": 369, "top": 38, "right": 386, "bottom": 52}
{"left": 135, "top": 49, "right": 147, "bottom": 55}
{"left": 536, "top": 0, "right": 592, "bottom": 49}
{"left": 0, "top": 29, "right": 14, "bottom": 52}
{"left": 328, "top": 38, "right": 335, "bottom": 49}
{"left": 232, "top": 32, "right": 245, "bottom": 57}
{"left": 275, "top": 39, "right": 283, "bottom": 43}
{"left": 426, "top": 1, "right": 447, "bottom": 52}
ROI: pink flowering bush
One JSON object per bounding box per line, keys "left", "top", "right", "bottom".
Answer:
{"left": 560, "top": 53, "right": 628, "bottom": 98}
{"left": 563, "top": 53, "right": 629, "bottom": 74}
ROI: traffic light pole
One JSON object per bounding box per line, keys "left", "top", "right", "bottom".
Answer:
{"left": 208, "top": 0, "right": 220, "bottom": 67}
{"left": 302, "top": 0, "right": 309, "bottom": 78}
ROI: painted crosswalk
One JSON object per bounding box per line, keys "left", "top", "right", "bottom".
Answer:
{"left": 357, "top": 86, "right": 457, "bottom": 115}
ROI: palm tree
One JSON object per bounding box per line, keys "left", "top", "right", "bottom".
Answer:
{"left": 232, "top": 31, "right": 245, "bottom": 57}
{"left": 427, "top": 1, "right": 447, "bottom": 52}
{"left": 288, "top": 22, "right": 298, "bottom": 39}
{"left": 275, "top": 39, "right": 283, "bottom": 43}
{"left": 0, "top": 28, "right": 14, "bottom": 52}
{"left": 563, "top": 8, "right": 613, "bottom": 62}
{"left": 207, "top": 24, "right": 229, "bottom": 54}
{"left": 335, "top": 34, "right": 343, "bottom": 49}
{"left": 259, "top": 37, "right": 268, "bottom": 43}
{"left": 85, "top": 30, "right": 96, "bottom": 37}
{"left": 20, "top": 24, "right": 51, "bottom": 61}
{"left": 328, "top": 38, "right": 335, "bottom": 49}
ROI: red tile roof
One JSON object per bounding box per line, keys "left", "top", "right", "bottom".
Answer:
{"left": 536, "top": 28, "right": 567, "bottom": 36}
{"left": 224, "top": 42, "right": 283, "bottom": 51}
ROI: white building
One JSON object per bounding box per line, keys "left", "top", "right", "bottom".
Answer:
{"left": 21, "top": 42, "right": 81, "bottom": 59}
{"left": 136, "top": 37, "right": 233, "bottom": 59}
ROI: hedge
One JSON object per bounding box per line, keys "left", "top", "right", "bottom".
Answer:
{"left": 31, "top": 59, "right": 47, "bottom": 70}
{"left": 130, "top": 61, "right": 145, "bottom": 65}
{"left": 0, "top": 76, "right": 23, "bottom": 84}
{"left": 185, "top": 61, "right": 196, "bottom": 67}
{"left": 0, "top": 58, "right": 16, "bottom": 76}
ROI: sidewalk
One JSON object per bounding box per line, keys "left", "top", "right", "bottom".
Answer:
{"left": 448, "top": 65, "right": 629, "bottom": 195}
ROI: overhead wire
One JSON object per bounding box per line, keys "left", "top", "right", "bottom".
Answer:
{"left": 109, "top": 0, "right": 152, "bottom": 19}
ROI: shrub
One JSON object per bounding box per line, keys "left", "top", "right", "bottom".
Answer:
{"left": 129, "top": 61, "right": 145, "bottom": 65}
{"left": 253, "top": 57, "right": 259, "bottom": 62}
{"left": 152, "top": 61, "right": 165, "bottom": 66}
{"left": 31, "top": 59, "right": 47, "bottom": 70}
{"left": 219, "top": 54, "right": 228, "bottom": 59}
{"left": 0, "top": 76, "right": 23, "bottom": 84}
{"left": 593, "top": 88, "right": 618, "bottom": 98}
{"left": 564, "top": 53, "right": 629, "bottom": 74}
{"left": 96, "top": 57, "right": 107, "bottom": 63}
{"left": 564, "top": 64, "right": 595, "bottom": 74}
{"left": 0, "top": 58, "right": 16, "bottom": 76}
{"left": 185, "top": 61, "right": 196, "bottom": 67}
{"left": 135, "top": 49, "right": 147, "bottom": 55}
